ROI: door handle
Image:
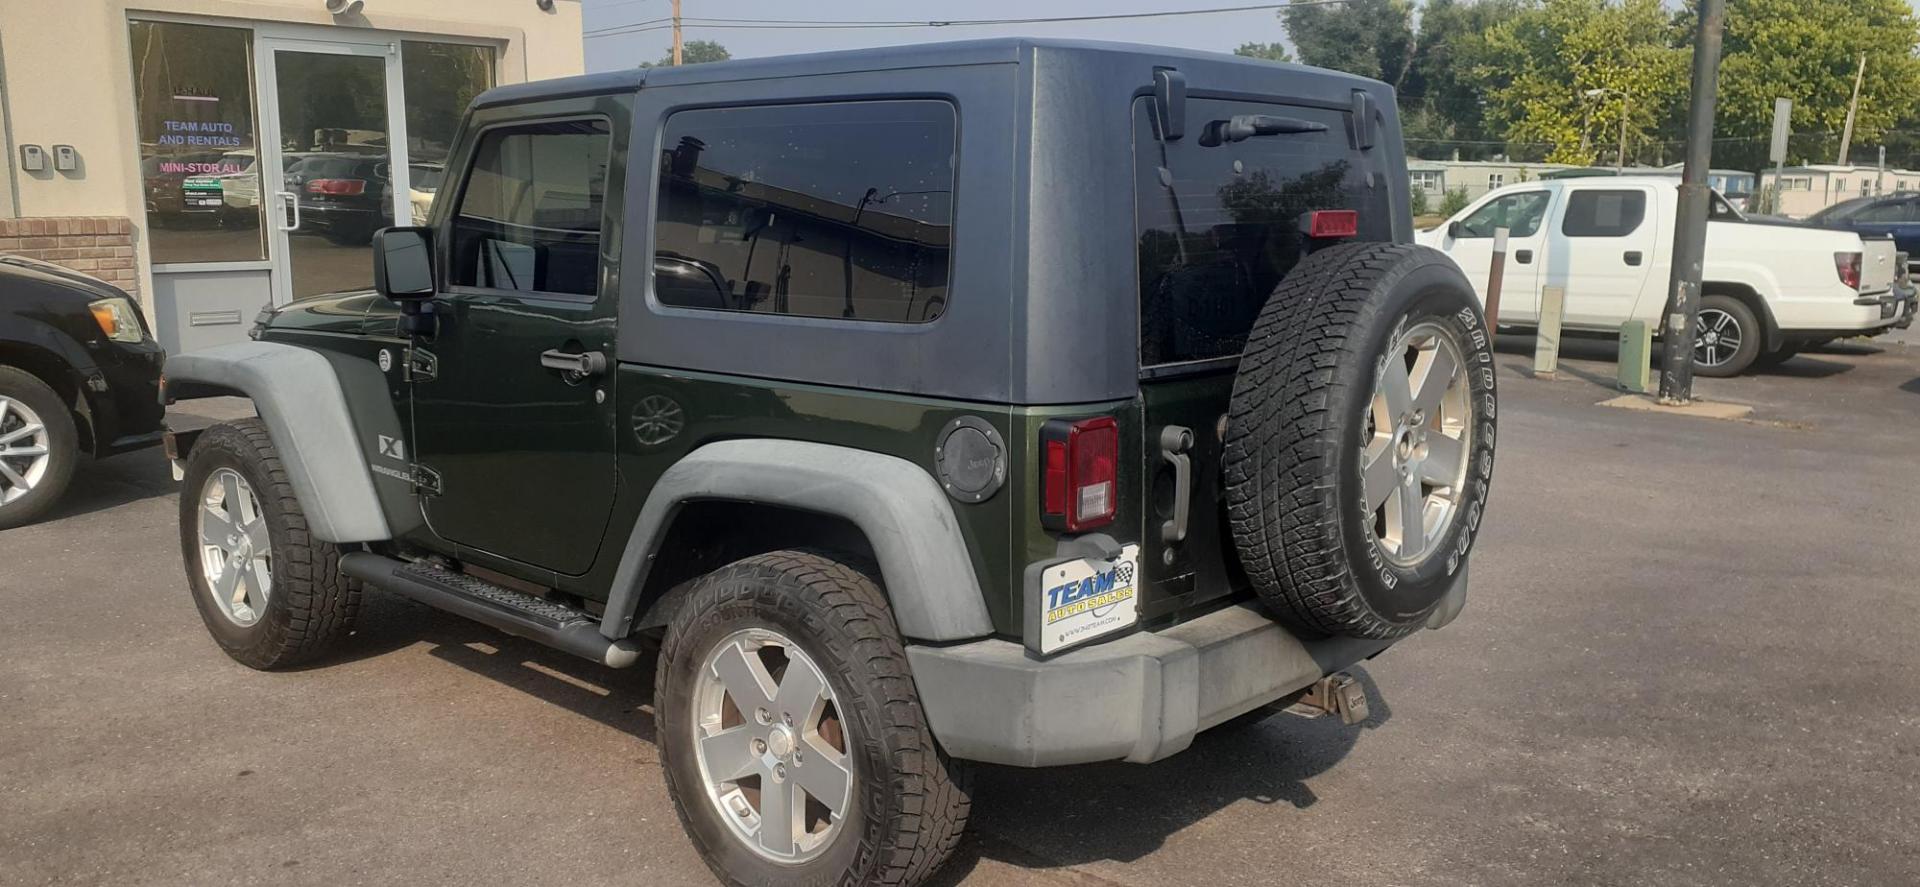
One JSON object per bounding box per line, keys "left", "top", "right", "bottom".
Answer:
{"left": 1624, "top": 251, "right": 1644, "bottom": 266}
{"left": 1158, "top": 426, "right": 1194, "bottom": 547}
{"left": 540, "top": 349, "right": 607, "bottom": 378}
{"left": 277, "top": 191, "right": 302, "bottom": 232}
{"left": 1514, "top": 248, "right": 1534, "bottom": 264}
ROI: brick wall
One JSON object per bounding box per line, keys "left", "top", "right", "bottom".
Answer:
{"left": 0, "top": 217, "right": 139, "bottom": 296}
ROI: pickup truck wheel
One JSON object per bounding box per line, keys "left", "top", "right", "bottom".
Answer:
{"left": 177, "top": 419, "right": 361, "bottom": 670}
{"left": 655, "top": 550, "right": 970, "bottom": 887}
{"left": 0, "top": 367, "right": 78, "bottom": 531}
{"left": 1692, "top": 296, "right": 1760, "bottom": 377}
{"left": 1225, "top": 243, "right": 1496, "bottom": 640}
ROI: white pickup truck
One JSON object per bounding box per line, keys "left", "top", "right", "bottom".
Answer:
{"left": 1418, "top": 176, "right": 1914, "bottom": 375}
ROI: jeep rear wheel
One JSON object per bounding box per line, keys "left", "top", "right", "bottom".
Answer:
{"left": 655, "top": 550, "right": 970, "bottom": 887}
{"left": 178, "top": 419, "right": 362, "bottom": 669}
{"left": 1224, "top": 243, "right": 1496, "bottom": 640}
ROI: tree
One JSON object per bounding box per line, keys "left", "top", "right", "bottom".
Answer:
{"left": 641, "top": 39, "right": 732, "bottom": 68}
{"left": 1282, "top": 0, "right": 1416, "bottom": 85}
{"left": 1474, "top": 0, "right": 1687, "bottom": 164}
{"left": 1256, "top": 0, "right": 1521, "bottom": 160}
{"left": 1707, "top": 0, "right": 1920, "bottom": 169}
{"left": 1401, "top": 0, "right": 1524, "bottom": 159}
{"left": 1232, "top": 42, "right": 1292, "bottom": 63}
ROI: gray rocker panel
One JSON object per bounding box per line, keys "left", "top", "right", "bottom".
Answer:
{"left": 164, "top": 342, "right": 390, "bottom": 543}
{"left": 602, "top": 439, "right": 995, "bottom": 643}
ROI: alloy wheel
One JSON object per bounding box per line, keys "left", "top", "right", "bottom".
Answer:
{"left": 691, "top": 627, "right": 853, "bottom": 865}
{"left": 1364, "top": 322, "right": 1474, "bottom": 566}
{"left": 0, "top": 396, "right": 52, "bottom": 506}
{"left": 1694, "top": 307, "right": 1743, "bottom": 369}
{"left": 196, "top": 468, "right": 273, "bottom": 626}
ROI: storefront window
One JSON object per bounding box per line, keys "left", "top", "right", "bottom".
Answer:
{"left": 403, "top": 42, "right": 496, "bottom": 225}
{"left": 129, "top": 21, "right": 265, "bottom": 264}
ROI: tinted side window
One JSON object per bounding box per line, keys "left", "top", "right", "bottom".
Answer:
{"left": 653, "top": 101, "right": 956, "bottom": 324}
{"left": 1135, "top": 96, "right": 1391, "bottom": 367}
{"left": 449, "top": 118, "right": 611, "bottom": 297}
{"left": 1561, "top": 190, "right": 1646, "bottom": 237}
{"left": 1458, "top": 191, "right": 1550, "bottom": 238}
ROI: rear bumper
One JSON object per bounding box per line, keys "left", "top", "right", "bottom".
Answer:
{"left": 908, "top": 568, "right": 1468, "bottom": 768}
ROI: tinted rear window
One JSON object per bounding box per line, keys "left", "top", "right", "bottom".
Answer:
{"left": 1561, "top": 190, "right": 1647, "bottom": 237}
{"left": 1135, "top": 96, "right": 1392, "bottom": 368}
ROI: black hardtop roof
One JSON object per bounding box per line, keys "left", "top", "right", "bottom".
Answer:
{"left": 473, "top": 37, "right": 1388, "bottom": 110}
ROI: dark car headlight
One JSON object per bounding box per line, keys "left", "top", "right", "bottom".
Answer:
{"left": 89, "top": 297, "right": 146, "bottom": 344}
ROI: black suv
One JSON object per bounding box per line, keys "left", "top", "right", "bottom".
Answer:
{"left": 163, "top": 40, "right": 1497, "bottom": 887}
{"left": 0, "top": 256, "right": 165, "bottom": 529}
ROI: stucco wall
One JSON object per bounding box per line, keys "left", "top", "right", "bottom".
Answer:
{"left": 0, "top": 0, "right": 583, "bottom": 305}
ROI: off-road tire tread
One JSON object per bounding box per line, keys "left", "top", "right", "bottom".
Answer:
{"left": 656, "top": 549, "right": 970, "bottom": 887}
{"left": 184, "top": 419, "right": 361, "bottom": 669}
{"left": 1225, "top": 242, "right": 1436, "bottom": 640}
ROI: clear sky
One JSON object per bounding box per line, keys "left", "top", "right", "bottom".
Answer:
{"left": 581, "top": 0, "right": 1291, "bottom": 71}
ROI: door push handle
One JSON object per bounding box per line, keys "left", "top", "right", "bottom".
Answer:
{"left": 1624, "top": 251, "right": 1644, "bottom": 266}
{"left": 1514, "top": 248, "right": 1534, "bottom": 264}
{"left": 1158, "top": 426, "right": 1194, "bottom": 548}
{"left": 540, "top": 349, "right": 607, "bottom": 377}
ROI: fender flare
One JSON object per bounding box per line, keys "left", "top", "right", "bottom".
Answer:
{"left": 601, "top": 439, "right": 995, "bottom": 643}
{"left": 164, "top": 342, "right": 390, "bottom": 543}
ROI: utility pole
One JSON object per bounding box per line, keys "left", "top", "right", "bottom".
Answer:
{"left": 672, "top": 0, "right": 687, "bottom": 66}
{"left": 1837, "top": 54, "right": 1865, "bottom": 164}
{"left": 1657, "top": 0, "right": 1727, "bottom": 405}
{"left": 1879, "top": 145, "right": 1888, "bottom": 196}
{"left": 1618, "top": 92, "right": 1631, "bottom": 171}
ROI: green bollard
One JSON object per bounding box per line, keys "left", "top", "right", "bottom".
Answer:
{"left": 1617, "top": 320, "right": 1652, "bottom": 393}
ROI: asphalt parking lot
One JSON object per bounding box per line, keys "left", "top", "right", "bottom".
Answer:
{"left": 4, "top": 330, "right": 1918, "bottom": 886}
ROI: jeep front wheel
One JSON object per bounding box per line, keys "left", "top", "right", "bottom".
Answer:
{"left": 655, "top": 550, "right": 970, "bottom": 887}
{"left": 178, "top": 419, "right": 361, "bottom": 669}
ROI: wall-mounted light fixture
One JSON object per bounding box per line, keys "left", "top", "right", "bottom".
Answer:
{"left": 325, "top": 0, "right": 366, "bottom": 15}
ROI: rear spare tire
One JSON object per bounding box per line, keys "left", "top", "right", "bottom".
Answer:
{"left": 1224, "top": 243, "right": 1496, "bottom": 640}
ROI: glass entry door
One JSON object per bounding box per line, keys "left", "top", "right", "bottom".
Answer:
{"left": 256, "top": 39, "right": 410, "bottom": 303}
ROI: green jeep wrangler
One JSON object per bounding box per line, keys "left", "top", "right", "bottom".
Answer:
{"left": 164, "top": 39, "right": 1497, "bottom": 887}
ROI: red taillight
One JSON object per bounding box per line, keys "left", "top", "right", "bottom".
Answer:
{"left": 306, "top": 178, "right": 366, "bottom": 196}
{"left": 1040, "top": 416, "right": 1118, "bottom": 532}
{"left": 1834, "top": 252, "right": 1863, "bottom": 290}
{"left": 1306, "top": 209, "right": 1359, "bottom": 239}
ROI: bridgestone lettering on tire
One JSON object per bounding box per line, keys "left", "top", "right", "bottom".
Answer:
{"left": 655, "top": 549, "right": 970, "bottom": 887}
{"left": 1224, "top": 243, "right": 1497, "bottom": 640}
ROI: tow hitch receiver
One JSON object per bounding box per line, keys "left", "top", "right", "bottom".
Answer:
{"left": 1287, "top": 673, "right": 1370, "bottom": 725}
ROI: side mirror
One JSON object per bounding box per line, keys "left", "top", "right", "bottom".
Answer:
{"left": 1447, "top": 221, "right": 1464, "bottom": 240}
{"left": 373, "top": 227, "right": 435, "bottom": 301}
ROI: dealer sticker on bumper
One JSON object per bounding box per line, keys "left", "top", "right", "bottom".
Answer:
{"left": 1035, "top": 544, "right": 1140, "bottom": 655}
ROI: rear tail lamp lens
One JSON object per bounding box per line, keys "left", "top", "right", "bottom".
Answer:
{"left": 1040, "top": 416, "right": 1118, "bottom": 532}
{"left": 1835, "top": 251, "right": 1863, "bottom": 290}
{"left": 307, "top": 178, "right": 367, "bottom": 196}
{"left": 1304, "top": 209, "right": 1360, "bottom": 238}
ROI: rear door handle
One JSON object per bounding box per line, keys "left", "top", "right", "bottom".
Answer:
{"left": 1514, "top": 249, "right": 1534, "bottom": 264}
{"left": 540, "top": 349, "right": 607, "bottom": 378}
{"left": 1624, "top": 251, "right": 1644, "bottom": 266}
{"left": 1158, "top": 426, "right": 1194, "bottom": 547}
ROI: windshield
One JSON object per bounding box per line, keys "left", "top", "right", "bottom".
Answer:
{"left": 1809, "top": 198, "right": 1873, "bottom": 224}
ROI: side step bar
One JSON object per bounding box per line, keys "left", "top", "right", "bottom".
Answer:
{"left": 340, "top": 552, "right": 644, "bottom": 669}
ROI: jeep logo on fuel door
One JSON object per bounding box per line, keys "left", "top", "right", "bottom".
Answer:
{"left": 631, "top": 394, "right": 686, "bottom": 447}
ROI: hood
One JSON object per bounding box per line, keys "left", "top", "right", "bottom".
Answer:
{"left": 0, "top": 255, "right": 132, "bottom": 304}
{"left": 263, "top": 289, "right": 382, "bottom": 335}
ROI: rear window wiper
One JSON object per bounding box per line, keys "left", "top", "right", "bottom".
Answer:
{"left": 1200, "top": 115, "right": 1328, "bottom": 147}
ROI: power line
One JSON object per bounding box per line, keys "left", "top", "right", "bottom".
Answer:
{"left": 585, "top": 2, "right": 1346, "bottom": 38}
